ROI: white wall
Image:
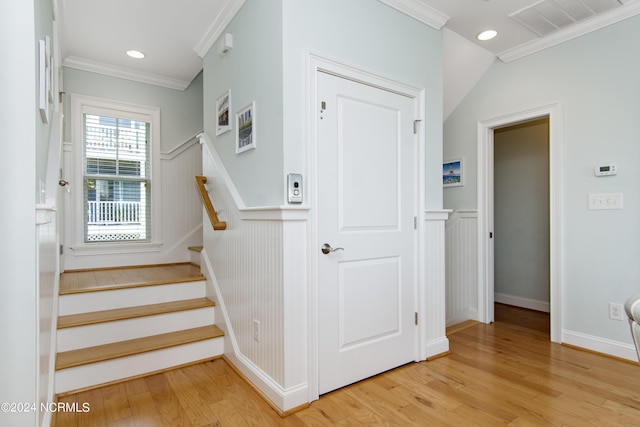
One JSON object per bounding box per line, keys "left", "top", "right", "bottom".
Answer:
{"left": 202, "top": 1, "right": 284, "bottom": 207}
{"left": 494, "top": 119, "right": 550, "bottom": 309}
{"left": 0, "top": 0, "right": 57, "bottom": 426}
{"left": 61, "top": 69, "right": 204, "bottom": 269}
{"left": 1, "top": 1, "right": 48, "bottom": 426}
{"left": 444, "top": 15, "right": 640, "bottom": 352}
{"left": 63, "top": 68, "right": 203, "bottom": 152}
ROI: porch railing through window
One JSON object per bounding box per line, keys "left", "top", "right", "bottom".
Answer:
{"left": 87, "top": 201, "right": 141, "bottom": 224}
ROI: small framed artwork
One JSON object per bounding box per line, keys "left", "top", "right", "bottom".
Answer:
{"left": 443, "top": 158, "right": 463, "bottom": 187}
{"left": 216, "top": 90, "right": 231, "bottom": 135}
{"left": 38, "top": 38, "right": 50, "bottom": 124}
{"left": 236, "top": 101, "right": 256, "bottom": 154}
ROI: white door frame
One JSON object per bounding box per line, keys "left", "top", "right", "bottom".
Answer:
{"left": 307, "top": 53, "right": 425, "bottom": 401}
{"left": 477, "top": 103, "right": 562, "bottom": 342}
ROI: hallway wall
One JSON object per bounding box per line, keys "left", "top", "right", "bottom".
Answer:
{"left": 443, "top": 14, "right": 640, "bottom": 358}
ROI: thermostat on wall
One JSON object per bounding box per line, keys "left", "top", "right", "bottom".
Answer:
{"left": 594, "top": 164, "right": 617, "bottom": 176}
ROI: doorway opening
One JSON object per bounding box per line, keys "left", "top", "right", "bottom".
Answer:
{"left": 477, "top": 103, "right": 562, "bottom": 342}
{"left": 493, "top": 118, "right": 550, "bottom": 333}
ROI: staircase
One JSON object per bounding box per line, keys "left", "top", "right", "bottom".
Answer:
{"left": 54, "top": 261, "right": 224, "bottom": 394}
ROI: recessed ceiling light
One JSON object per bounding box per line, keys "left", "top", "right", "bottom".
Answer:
{"left": 477, "top": 30, "right": 498, "bottom": 41}
{"left": 126, "top": 50, "right": 145, "bottom": 59}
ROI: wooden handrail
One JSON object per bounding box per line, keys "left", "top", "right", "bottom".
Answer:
{"left": 195, "top": 176, "right": 227, "bottom": 230}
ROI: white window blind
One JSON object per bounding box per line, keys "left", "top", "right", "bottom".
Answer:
{"left": 83, "top": 113, "right": 151, "bottom": 243}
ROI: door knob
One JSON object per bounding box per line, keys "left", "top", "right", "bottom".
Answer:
{"left": 321, "top": 243, "right": 344, "bottom": 255}
{"left": 58, "top": 179, "right": 69, "bottom": 187}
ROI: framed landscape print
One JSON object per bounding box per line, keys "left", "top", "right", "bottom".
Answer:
{"left": 216, "top": 90, "right": 231, "bottom": 135}
{"left": 236, "top": 101, "right": 256, "bottom": 154}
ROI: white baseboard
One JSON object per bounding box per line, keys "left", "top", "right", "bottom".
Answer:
{"left": 425, "top": 337, "right": 450, "bottom": 359}
{"left": 562, "top": 330, "right": 638, "bottom": 362}
{"left": 495, "top": 292, "right": 550, "bottom": 313}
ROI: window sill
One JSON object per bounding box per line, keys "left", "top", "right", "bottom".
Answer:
{"left": 70, "top": 241, "right": 163, "bottom": 257}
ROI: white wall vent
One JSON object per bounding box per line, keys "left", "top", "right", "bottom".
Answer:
{"left": 511, "top": 0, "right": 631, "bottom": 37}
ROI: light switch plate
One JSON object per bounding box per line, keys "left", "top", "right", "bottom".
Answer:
{"left": 588, "top": 193, "right": 623, "bottom": 210}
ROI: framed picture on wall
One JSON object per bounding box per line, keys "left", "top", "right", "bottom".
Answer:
{"left": 216, "top": 90, "right": 231, "bottom": 135}
{"left": 236, "top": 101, "right": 256, "bottom": 154}
{"left": 38, "top": 37, "right": 51, "bottom": 124}
{"left": 443, "top": 158, "right": 463, "bottom": 187}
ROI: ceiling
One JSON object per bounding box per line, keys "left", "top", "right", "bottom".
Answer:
{"left": 415, "top": 0, "right": 636, "bottom": 57}
{"left": 57, "top": 0, "right": 245, "bottom": 90}
{"left": 58, "top": 0, "right": 640, "bottom": 92}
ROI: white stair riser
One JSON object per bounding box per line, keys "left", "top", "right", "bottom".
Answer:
{"left": 57, "top": 307, "right": 216, "bottom": 352}
{"left": 189, "top": 250, "right": 201, "bottom": 266}
{"left": 54, "top": 338, "right": 224, "bottom": 394}
{"left": 58, "top": 280, "right": 206, "bottom": 315}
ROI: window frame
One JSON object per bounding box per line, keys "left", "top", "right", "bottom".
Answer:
{"left": 70, "top": 95, "right": 162, "bottom": 255}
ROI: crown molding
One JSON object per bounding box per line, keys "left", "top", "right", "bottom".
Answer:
{"left": 498, "top": 1, "right": 640, "bottom": 63}
{"left": 378, "top": 0, "right": 449, "bottom": 29}
{"left": 62, "top": 56, "right": 190, "bottom": 91}
{"left": 193, "top": 0, "right": 246, "bottom": 58}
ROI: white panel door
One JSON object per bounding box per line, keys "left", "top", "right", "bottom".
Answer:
{"left": 317, "top": 71, "right": 417, "bottom": 394}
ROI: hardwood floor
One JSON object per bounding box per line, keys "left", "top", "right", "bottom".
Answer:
{"left": 54, "top": 305, "right": 640, "bottom": 426}
{"left": 494, "top": 302, "right": 550, "bottom": 335}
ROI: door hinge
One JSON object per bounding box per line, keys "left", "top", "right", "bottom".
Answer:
{"left": 415, "top": 312, "right": 418, "bottom": 325}
{"left": 414, "top": 217, "right": 417, "bottom": 229}
{"left": 60, "top": 244, "right": 63, "bottom": 255}
{"left": 413, "top": 120, "right": 422, "bottom": 134}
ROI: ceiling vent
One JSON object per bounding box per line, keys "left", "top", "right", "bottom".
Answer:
{"left": 511, "top": 0, "right": 631, "bottom": 37}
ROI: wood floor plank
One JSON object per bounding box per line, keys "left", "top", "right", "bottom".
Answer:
{"left": 164, "top": 367, "right": 218, "bottom": 426}
{"left": 54, "top": 394, "right": 79, "bottom": 427}
{"left": 76, "top": 388, "right": 106, "bottom": 427}
{"left": 102, "top": 383, "right": 132, "bottom": 424}
{"left": 122, "top": 377, "right": 149, "bottom": 398}
{"left": 54, "top": 305, "right": 640, "bottom": 427}
{"left": 145, "top": 373, "right": 194, "bottom": 427}
{"left": 208, "top": 399, "right": 248, "bottom": 427}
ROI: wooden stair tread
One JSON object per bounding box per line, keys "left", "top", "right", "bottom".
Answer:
{"left": 60, "top": 263, "right": 204, "bottom": 295}
{"left": 56, "top": 325, "right": 224, "bottom": 370}
{"left": 58, "top": 298, "right": 216, "bottom": 329}
{"left": 59, "top": 275, "right": 206, "bottom": 295}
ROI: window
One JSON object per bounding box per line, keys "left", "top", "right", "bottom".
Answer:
{"left": 83, "top": 114, "right": 150, "bottom": 242}
{"left": 71, "top": 96, "right": 160, "bottom": 249}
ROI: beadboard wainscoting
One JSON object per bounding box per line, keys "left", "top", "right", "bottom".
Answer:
{"left": 199, "top": 133, "right": 309, "bottom": 412}
{"left": 423, "top": 210, "right": 452, "bottom": 358}
{"left": 445, "top": 210, "right": 479, "bottom": 326}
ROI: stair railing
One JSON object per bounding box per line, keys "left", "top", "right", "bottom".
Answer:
{"left": 195, "top": 176, "right": 227, "bottom": 230}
